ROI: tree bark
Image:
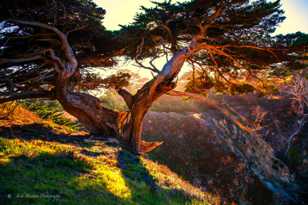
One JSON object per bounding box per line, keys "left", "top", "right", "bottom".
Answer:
{"left": 117, "top": 49, "right": 189, "bottom": 153}
{"left": 2, "top": 20, "right": 192, "bottom": 154}
{"left": 55, "top": 75, "right": 119, "bottom": 136}
{"left": 54, "top": 49, "right": 189, "bottom": 154}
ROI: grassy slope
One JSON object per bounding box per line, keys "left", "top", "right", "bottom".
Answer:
{"left": 0, "top": 106, "right": 219, "bottom": 205}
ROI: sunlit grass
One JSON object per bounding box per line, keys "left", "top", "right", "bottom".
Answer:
{"left": 76, "top": 164, "right": 132, "bottom": 200}
{"left": 0, "top": 136, "right": 217, "bottom": 205}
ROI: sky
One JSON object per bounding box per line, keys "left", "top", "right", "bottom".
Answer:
{"left": 94, "top": 0, "right": 308, "bottom": 34}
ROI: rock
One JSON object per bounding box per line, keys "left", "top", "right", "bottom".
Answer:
{"left": 143, "top": 94, "right": 301, "bottom": 204}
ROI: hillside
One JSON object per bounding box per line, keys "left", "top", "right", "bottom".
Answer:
{"left": 0, "top": 105, "right": 219, "bottom": 205}
{"left": 1, "top": 90, "right": 307, "bottom": 205}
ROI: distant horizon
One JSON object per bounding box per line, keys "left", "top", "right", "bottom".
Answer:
{"left": 95, "top": 0, "right": 308, "bottom": 35}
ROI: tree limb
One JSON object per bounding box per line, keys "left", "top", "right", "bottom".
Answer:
{"left": 0, "top": 55, "right": 44, "bottom": 66}
{"left": 8, "top": 20, "right": 78, "bottom": 78}
{"left": 135, "top": 58, "right": 160, "bottom": 74}
{"left": 0, "top": 90, "right": 54, "bottom": 103}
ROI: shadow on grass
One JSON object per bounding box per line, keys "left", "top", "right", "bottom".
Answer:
{"left": 0, "top": 124, "right": 208, "bottom": 205}
{"left": 0, "top": 152, "right": 159, "bottom": 205}
{"left": 0, "top": 152, "right": 92, "bottom": 205}
{"left": 0, "top": 150, "right": 206, "bottom": 205}
{"left": 0, "top": 123, "right": 99, "bottom": 148}
{"left": 116, "top": 150, "right": 205, "bottom": 205}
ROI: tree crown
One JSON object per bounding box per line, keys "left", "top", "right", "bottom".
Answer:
{"left": 0, "top": 0, "right": 304, "bottom": 103}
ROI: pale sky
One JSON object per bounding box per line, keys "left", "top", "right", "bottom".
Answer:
{"left": 94, "top": 0, "right": 308, "bottom": 34}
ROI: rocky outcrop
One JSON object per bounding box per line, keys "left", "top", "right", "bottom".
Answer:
{"left": 208, "top": 115, "right": 295, "bottom": 202}
{"left": 143, "top": 95, "right": 301, "bottom": 204}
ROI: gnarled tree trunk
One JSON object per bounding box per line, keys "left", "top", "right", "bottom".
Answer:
{"left": 0, "top": 20, "right": 193, "bottom": 154}
{"left": 55, "top": 49, "right": 189, "bottom": 154}
{"left": 55, "top": 74, "right": 119, "bottom": 136}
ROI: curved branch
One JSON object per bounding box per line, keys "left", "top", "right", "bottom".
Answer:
{"left": 45, "top": 49, "right": 65, "bottom": 73}
{"left": 148, "top": 48, "right": 188, "bottom": 96}
{"left": 8, "top": 20, "right": 78, "bottom": 77}
{"left": 149, "top": 56, "right": 160, "bottom": 72}
{"left": 135, "top": 58, "right": 160, "bottom": 74}
{"left": 0, "top": 55, "right": 43, "bottom": 66}
{"left": 0, "top": 90, "right": 54, "bottom": 103}
{"left": 134, "top": 37, "right": 160, "bottom": 74}
{"left": 0, "top": 48, "right": 65, "bottom": 74}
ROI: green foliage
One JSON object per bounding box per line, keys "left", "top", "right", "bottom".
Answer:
{"left": 269, "top": 66, "right": 293, "bottom": 77}
{"left": 182, "top": 69, "right": 287, "bottom": 96}
{"left": 0, "top": 0, "right": 109, "bottom": 57}
{"left": 276, "top": 32, "right": 308, "bottom": 47}
{"left": 185, "top": 76, "right": 256, "bottom": 96}
{"left": 120, "top": 0, "right": 285, "bottom": 58}
{"left": 80, "top": 71, "right": 131, "bottom": 90}
{"left": 230, "top": 83, "right": 255, "bottom": 95}
{"left": 0, "top": 0, "right": 296, "bottom": 106}
{"left": 20, "top": 100, "right": 81, "bottom": 131}
{"left": 185, "top": 73, "right": 215, "bottom": 93}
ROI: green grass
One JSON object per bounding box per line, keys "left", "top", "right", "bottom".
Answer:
{"left": 0, "top": 136, "right": 216, "bottom": 205}
{"left": 19, "top": 99, "right": 82, "bottom": 131}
